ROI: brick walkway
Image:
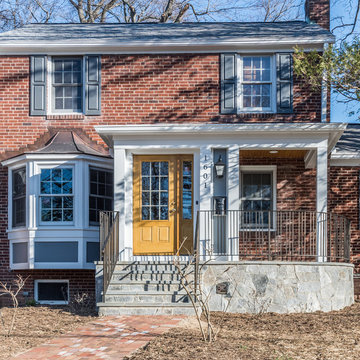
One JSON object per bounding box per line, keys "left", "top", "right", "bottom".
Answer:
{"left": 12, "top": 315, "right": 184, "bottom": 359}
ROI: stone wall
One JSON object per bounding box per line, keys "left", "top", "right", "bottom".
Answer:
{"left": 201, "top": 262, "right": 354, "bottom": 313}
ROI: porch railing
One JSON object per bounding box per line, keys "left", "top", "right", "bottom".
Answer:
{"left": 194, "top": 210, "right": 351, "bottom": 263}
{"left": 99, "top": 211, "right": 119, "bottom": 302}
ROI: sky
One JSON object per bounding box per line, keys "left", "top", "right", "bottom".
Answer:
{"left": 330, "top": 0, "right": 359, "bottom": 123}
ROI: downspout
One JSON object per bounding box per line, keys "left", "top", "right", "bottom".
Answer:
{"left": 321, "top": 42, "right": 329, "bottom": 122}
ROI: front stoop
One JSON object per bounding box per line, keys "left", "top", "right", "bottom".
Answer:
{"left": 97, "top": 261, "right": 197, "bottom": 315}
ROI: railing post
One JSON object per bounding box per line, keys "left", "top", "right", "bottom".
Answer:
{"left": 268, "top": 210, "right": 271, "bottom": 261}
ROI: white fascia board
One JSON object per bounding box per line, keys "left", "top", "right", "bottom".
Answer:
{"left": 0, "top": 39, "right": 333, "bottom": 55}
{"left": 330, "top": 150, "right": 360, "bottom": 166}
{"left": 2, "top": 153, "right": 112, "bottom": 167}
{"left": 96, "top": 122, "right": 346, "bottom": 136}
{"left": 330, "top": 158, "right": 360, "bottom": 166}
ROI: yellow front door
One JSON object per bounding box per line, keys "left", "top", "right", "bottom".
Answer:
{"left": 133, "top": 155, "right": 193, "bottom": 255}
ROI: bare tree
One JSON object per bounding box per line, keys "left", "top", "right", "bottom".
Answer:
{"left": 332, "top": 0, "right": 360, "bottom": 40}
{"left": 0, "top": 275, "right": 29, "bottom": 336}
{"left": 0, "top": 0, "right": 63, "bottom": 31}
{"left": 66, "top": 0, "right": 305, "bottom": 24}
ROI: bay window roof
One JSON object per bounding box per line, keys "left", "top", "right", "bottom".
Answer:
{"left": 33, "top": 131, "right": 110, "bottom": 157}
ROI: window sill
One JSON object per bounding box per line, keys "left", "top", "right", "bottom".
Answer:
{"left": 46, "top": 114, "right": 85, "bottom": 120}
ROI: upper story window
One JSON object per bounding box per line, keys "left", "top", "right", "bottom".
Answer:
{"left": 220, "top": 53, "right": 292, "bottom": 115}
{"left": 89, "top": 168, "right": 113, "bottom": 225}
{"left": 240, "top": 56, "right": 273, "bottom": 111}
{"left": 12, "top": 167, "right": 26, "bottom": 227}
{"left": 40, "top": 168, "right": 74, "bottom": 223}
{"left": 30, "top": 55, "right": 101, "bottom": 116}
{"left": 52, "top": 58, "right": 82, "bottom": 113}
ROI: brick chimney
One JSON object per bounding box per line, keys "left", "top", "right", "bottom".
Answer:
{"left": 305, "top": 0, "right": 330, "bottom": 30}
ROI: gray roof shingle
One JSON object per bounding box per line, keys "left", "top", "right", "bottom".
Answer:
{"left": 334, "top": 124, "right": 360, "bottom": 153}
{"left": 0, "top": 21, "right": 334, "bottom": 45}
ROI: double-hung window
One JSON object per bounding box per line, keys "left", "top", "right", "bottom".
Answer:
{"left": 240, "top": 56, "right": 273, "bottom": 112}
{"left": 241, "top": 171, "right": 274, "bottom": 227}
{"left": 52, "top": 58, "right": 82, "bottom": 113}
{"left": 89, "top": 168, "right": 113, "bottom": 225}
{"left": 40, "top": 168, "right": 74, "bottom": 223}
{"left": 12, "top": 167, "right": 26, "bottom": 227}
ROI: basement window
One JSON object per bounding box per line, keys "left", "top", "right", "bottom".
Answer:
{"left": 35, "top": 280, "right": 69, "bottom": 305}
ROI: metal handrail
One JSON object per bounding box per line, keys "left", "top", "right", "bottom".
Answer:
{"left": 99, "top": 211, "right": 120, "bottom": 302}
{"left": 194, "top": 209, "right": 351, "bottom": 263}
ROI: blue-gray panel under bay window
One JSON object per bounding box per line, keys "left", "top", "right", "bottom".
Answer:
{"left": 35, "top": 242, "right": 78, "bottom": 262}
{"left": 12, "top": 242, "right": 28, "bottom": 263}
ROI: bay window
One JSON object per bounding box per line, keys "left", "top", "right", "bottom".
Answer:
{"left": 89, "top": 167, "right": 113, "bottom": 225}
{"left": 40, "top": 168, "right": 74, "bottom": 223}
{"left": 12, "top": 167, "right": 26, "bottom": 227}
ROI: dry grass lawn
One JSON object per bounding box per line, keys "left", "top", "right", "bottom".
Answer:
{"left": 129, "top": 302, "right": 360, "bottom": 360}
{"left": 0, "top": 306, "right": 95, "bottom": 359}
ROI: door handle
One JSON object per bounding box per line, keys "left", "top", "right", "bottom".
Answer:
{"left": 169, "top": 208, "right": 177, "bottom": 214}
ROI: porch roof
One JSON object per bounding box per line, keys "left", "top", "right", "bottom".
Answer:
{"left": 95, "top": 123, "right": 346, "bottom": 154}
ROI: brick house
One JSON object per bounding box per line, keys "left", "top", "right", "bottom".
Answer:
{"left": 0, "top": 0, "right": 357, "bottom": 313}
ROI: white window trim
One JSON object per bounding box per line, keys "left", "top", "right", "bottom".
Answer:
{"left": 47, "top": 56, "right": 86, "bottom": 116}
{"left": 34, "top": 279, "right": 69, "bottom": 305}
{"left": 237, "top": 55, "right": 277, "bottom": 114}
{"left": 239, "top": 165, "right": 277, "bottom": 230}
{"left": 38, "top": 163, "right": 76, "bottom": 226}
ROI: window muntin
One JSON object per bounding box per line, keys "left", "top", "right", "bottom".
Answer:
{"left": 240, "top": 56, "right": 273, "bottom": 111}
{"left": 89, "top": 168, "right": 113, "bottom": 225}
{"left": 12, "top": 167, "right": 26, "bottom": 227}
{"left": 40, "top": 168, "right": 73, "bottom": 222}
{"left": 52, "top": 58, "right": 82, "bottom": 113}
{"left": 141, "top": 161, "right": 169, "bottom": 221}
{"left": 241, "top": 172, "right": 273, "bottom": 226}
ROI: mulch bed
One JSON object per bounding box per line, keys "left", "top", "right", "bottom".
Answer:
{"left": 129, "top": 302, "right": 360, "bottom": 360}
{"left": 0, "top": 306, "right": 96, "bottom": 359}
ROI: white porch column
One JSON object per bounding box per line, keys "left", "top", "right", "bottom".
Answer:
{"left": 316, "top": 139, "right": 328, "bottom": 262}
{"left": 227, "top": 146, "right": 240, "bottom": 259}
{"left": 199, "top": 146, "right": 213, "bottom": 259}
{"left": 114, "top": 147, "right": 127, "bottom": 260}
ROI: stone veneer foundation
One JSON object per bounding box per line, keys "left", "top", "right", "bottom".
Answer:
{"left": 201, "top": 262, "right": 354, "bottom": 313}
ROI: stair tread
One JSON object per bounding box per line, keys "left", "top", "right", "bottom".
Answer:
{"left": 109, "top": 280, "right": 187, "bottom": 284}
{"left": 105, "top": 291, "right": 188, "bottom": 295}
{"left": 97, "top": 302, "right": 195, "bottom": 307}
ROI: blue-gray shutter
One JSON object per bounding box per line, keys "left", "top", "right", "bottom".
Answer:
{"left": 276, "top": 53, "right": 293, "bottom": 113}
{"left": 85, "top": 55, "right": 101, "bottom": 115}
{"left": 30, "top": 56, "right": 46, "bottom": 116}
{"left": 221, "top": 53, "right": 237, "bottom": 114}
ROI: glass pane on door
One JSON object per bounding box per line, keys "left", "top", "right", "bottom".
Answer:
{"left": 182, "top": 161, "right": 192, "bottom": 220}
{"left": 141, "top": 161, "right": 169, "bottom": 220}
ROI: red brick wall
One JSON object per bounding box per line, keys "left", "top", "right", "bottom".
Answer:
{"left": 0, "top": 270, "right": 95, "bottom": 306}
{"left": 0, "top": 54, "right": 322, "bottom": 158}
{"left": 240, "top": 157, "right": 317, "bottom": 211}
{"left": 329, "top": 167, "right": 360, "bottom": 281}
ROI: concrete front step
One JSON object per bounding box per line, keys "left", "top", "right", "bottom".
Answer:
{"left": 98, "top": 302, "right": 198, "bottom": 316}
{"left": 111, "top": 271, "right": 182, "bottom": 282}
{"left": 108, "top": 281, "right": 190, "bottom": 292}
{"left": 104, "top": 291, "right": 190, "bottom": 304}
